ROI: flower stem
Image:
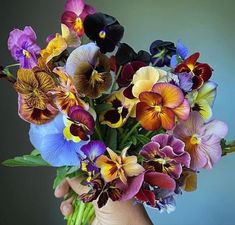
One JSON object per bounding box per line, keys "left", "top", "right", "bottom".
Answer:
{"left": 75, "top": 201, "right": 85, "bottom": 225}
{"left": 222, "top": 146, "right": 235, "bottom": 156}
{"left": 111, "top": 66, "right": 123, "bottom": 92}
{"left": 5, "top": 63, "right": 20, "bottom": 68}
{"left": 120, "top": 122, "right": 140, "bottom": 147}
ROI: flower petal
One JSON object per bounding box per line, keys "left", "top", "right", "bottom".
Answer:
{"left": 152, "top": 83, "right": 184, "bottom": 108}
{"left": 159, "top": 107, "right": 175, "bottom": 130}
{"left": 123, "top": 163, "right": 145, "bottom": 177}
{"left": 136, "top": 102, "right": 161, "bottom": 131}
{"left": 64, "top": 0, "right": 85, "bottom": 15}
{"left": 140, "top": 142, "right": 160, "bottom": 160}
{"left": 172, "top": 99, "right": 190, "bottom": 120}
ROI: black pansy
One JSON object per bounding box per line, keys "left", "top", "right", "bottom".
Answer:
{"left": 150, "top": 40, "right": 176, "bottom": 67}
{"left": 84, "top": 13, "right": 124, "bottom": 53}
{"left": 115, "top": 43, "right": 151, "bottom": 66}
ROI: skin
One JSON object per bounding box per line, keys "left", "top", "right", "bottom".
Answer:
{"left": 54, "top": 177, "right": 154, "bottom": 225}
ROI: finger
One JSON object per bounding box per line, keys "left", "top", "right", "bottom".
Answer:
{"left": 60, "top": 197, "right": 74, "bottom": 216}
{"left": 66, "top": 177, "right": 89, "bottom": 195}
{"left": 54, "top": 179, "right": 70, "bottom": 198}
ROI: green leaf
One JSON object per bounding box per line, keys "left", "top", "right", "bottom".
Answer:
{"left": 136, "top": 134, "right": 150, "bottom": 145}
{"left": 2, "top": 154, "right": 49, "bottom": 167}
{"left": 105, "top": 127, "right": 117, "bottom": 150}
{"left": 95, "top": 103, "right": 112, "bottom": 114}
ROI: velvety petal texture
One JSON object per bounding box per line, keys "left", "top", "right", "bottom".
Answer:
{"left": 84, "top": 13, "right": 124, "bottom": 53}
{"left": 29, "top": 113, "right": 88, "bottom": 166}
{"left": 8, "top": 26, "right": 41, "bottom": 68}
{"left": 173, "top": 111, "right": 228, "bottom": 170}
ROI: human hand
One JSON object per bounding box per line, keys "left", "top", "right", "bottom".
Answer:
{"left": 55, "top": 177, "right": 153, "bottom": 225}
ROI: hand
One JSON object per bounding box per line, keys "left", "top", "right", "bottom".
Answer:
{"left": 55, "top": 177, "right": 153, "bottom": 225}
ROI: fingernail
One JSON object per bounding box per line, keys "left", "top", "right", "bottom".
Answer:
{"left": 62, "top": 205, "right": 70, "bottom": 215}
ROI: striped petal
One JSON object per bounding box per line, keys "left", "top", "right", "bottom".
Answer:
{"left": 159, "top": 107, "right": 175, "bottom": 130}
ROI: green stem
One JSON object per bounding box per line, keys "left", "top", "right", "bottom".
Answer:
{"left": 146, "top": 131, "right": 153, "bottom": 137}
{"left": 5, "top": 63, "right": 20, "bottom": 68}
{"left": 75, "top": 201, "right": 85, "bottom": 225}
{"left": 84, "top": 207, "right": 95, "bottom": 225}
{"left": 89, "top": 98, "right": 103, "bottom": 141}
{"left": 111, "top": 66, "right": 123, "bottom": 92}
{"left": 120, "top": 122, "right": 140, "bottom": 147}
{"left": 223, "top": 146, "right": 235, "bottom": 156}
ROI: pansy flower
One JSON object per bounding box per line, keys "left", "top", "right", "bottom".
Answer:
{"left": 115, "top": 43, "right": 151, "bottom": 66}
{"left": 52, "top": 67, "right": 88, "bottom": 114}
{"left": 96, "top": 147, "right": 144, "bottom": 184}
{"left": 8, "top": 26, "right": 41, "bottom": 69}
{"left": 80, "top": 178, "right": 122, "bottom": 208}
{"left": 99, "top": 90, "right": 133, "bottom": 128}
{"left": 81, "top": 140, "right": 106, "bottom": 173}
{"left": 150, "top": 40, "right": 176, "bottom": 67}
{"left": 170, "top": 40, "right": 188, "bottom": 68}
{"left": 14, "top": 68, "right": 58, "bottom": 124}
{"left": 65, "top": 43, "right": 112, "bottom": 98}
{"left": 136, "top": 83, "right": 190, "bottom": 131}
{"left": 186, "top": 81, "right": 217, "bottom": 121}
{"left": 46, "top": 24, "right": 81, "bottom": 48}
{"left": 140, "top": 134, "right": 190, "bottom": 179}
{"left": 173, "top": 111, "right": 228, "bottom": 170}
{"left": 29, "top": 112, "right": 90, "bottom": 166}
{"left": 84, "top": 13, "right": 124, "bottom": 53}
{"left": 135, "top": 171, "right": 176, "bottom": 207}
{"left": 63, "top": 105, "right": 95, "bottom": 142}
{"left": 175, "top": 52, "right": 213, "bottom": 89}
{"left": 61, "top": 0, "right": 96, "bottom": 37}
{"left": 40, "top": 34, "right": 67, "bottom": 63}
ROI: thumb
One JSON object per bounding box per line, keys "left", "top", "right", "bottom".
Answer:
{"left": 66, "top": 177, "right": 90, "bottom": 195}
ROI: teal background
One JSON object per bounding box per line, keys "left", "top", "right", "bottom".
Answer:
{"left": 0, "top": 0, "right": 235, "bottom": 224}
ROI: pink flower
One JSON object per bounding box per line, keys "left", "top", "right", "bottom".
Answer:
{"left": 61, "top": 0, "right": 96, "bottom": 37}
{"left": 172, "top": 111, "right": 228, "bottom": 170}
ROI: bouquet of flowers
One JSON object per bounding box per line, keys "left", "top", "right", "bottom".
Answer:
{"left": 2, "top": 0, "right": 235, "bottom": 224}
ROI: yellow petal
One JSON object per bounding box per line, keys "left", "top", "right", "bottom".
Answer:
{"left": 132, "top": 80, "right": 156, "bottom": 98}
{"left": 61, "top": 24, "right": 81, "bottom": 48}
{"left": 107, "top": 147, "right": 119, "bottom": 162}
{"left": 119, "top": 169, "right": 127, "bottom": 184}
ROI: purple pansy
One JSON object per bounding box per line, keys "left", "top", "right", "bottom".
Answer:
{"left": 8, "top": 26, "right": 41, "bottom": 69}
{"left": 170, "top": 40, "right": 188, "bottom": 68}
{"left": 81, "top": 140, "right": 106, "bottom": 172}
{"left": 173, "top": 111, "right": 228, "bottom": 170}
{"left": 140, "top": 134, "right": 191, "bottom": 179}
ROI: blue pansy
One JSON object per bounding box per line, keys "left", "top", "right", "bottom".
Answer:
{"left": 170, "top": 40, "right": 188, "bottom": 68}
{"left": 29, "top": 113, "right": 89, "bottom": 167}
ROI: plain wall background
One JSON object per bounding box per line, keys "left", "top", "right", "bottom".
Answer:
{"left": 0, "top": 0, "right": 235, "bottom": 225}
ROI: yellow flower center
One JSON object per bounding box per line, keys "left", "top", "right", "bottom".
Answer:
{"left": 99, "top": 30, "right": 106, "bottom": 39}
{"left": 90, "top": 70, "right": 103, "bottom": 87}
{"left": 190, "top": 134, "right": 201, "bottom": 145}
{"left": 74, "top": 17, "right": 83, "bottom": 33}
{"left": 23, "top": 49, "right": 31, "bottom": 58}
{"left": 154, "top": 105, "right": 162, "bottom": 113}
{"left": 188, "top": 64, "right": 195, "bottom": 72}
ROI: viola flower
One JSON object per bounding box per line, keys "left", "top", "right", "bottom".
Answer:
{"left": 52, "top": 67, "right": 88, "bottom": 114}
{"left": 14, "top": 68, "right": 58, "bottom": 124}
{"left": 99, "top": 90, "right": 133, "bottom": 128}
{"left": 115, "top": 43, "right": 151, "bottom": 66}
{"left": 96, "top": 147, "right": 144, "bottom": 184}
{"left": 40, "top": 34, "right": 67, "bottom": 63}
{"left": 140, "top": 134, "right": 190, "bottom": 179}
{"left": 135, "top": 171, "right": 176, "bottom": 207}
{"left": 84, "top": 13, "right": 124, "bottom": 53}
{"left": 80, "top": 178, "right": 122, "bottom": 208}
{"left": 63, "top": 105, "right": 95, "bottom": 142}
{"left": 175, "top": 52, "right": 213, "bottom": 89}
{"left": 65, "top": 43, "right": 112, "bottom": 98}
{"left": 173, "top": 111, "right": 228, "bottom": 170}
{"left": 136, "top": 83, "right": 190, "bottom": 131}
{"left": 61, "top": 0, "right": 96, "bottom": 37}
{"left": 117, "top": 61, "right": 147, "bottom": 89}
{"left": 170, "top": 40, "right": 188, "bottom": 68}
{"left": 81, "top": 140, "right": 106, "bottom": 173}
{"left": 29, "top": 113, "right": 89, "bottom": 166}
{"left": 150, "top": 40, "right": 176, "bottom": 67}
{"left": 47, "top": 24, "right": 81, "bottom": 48}
{"left": 186, "top": 81, "right": 217, "bottom": 121}
{"left": 8, "top": 26, "right": 41, "bottom": 69}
